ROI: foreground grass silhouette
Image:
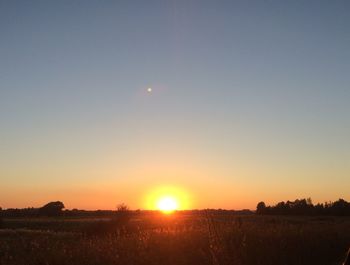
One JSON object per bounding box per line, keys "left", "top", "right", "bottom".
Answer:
{"left": 1, "top": 213, "right": 350, "bottom": 265}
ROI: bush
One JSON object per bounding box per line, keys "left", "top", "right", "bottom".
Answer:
{"left": 39, "top": 201, "right": 65, "bottom": 217}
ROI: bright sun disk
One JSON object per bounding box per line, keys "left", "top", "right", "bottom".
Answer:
{"left": 157, "top": 196, "right": 178, "bottom": 213}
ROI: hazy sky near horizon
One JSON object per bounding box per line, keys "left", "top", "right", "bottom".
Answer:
{"left": 1, "top": 1, "right": 349, "bottom": 210}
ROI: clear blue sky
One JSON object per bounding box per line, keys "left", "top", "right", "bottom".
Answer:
{"left": 1, "top": 1, "right": 349, "bottom": 209}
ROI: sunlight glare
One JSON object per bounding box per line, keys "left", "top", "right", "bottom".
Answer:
{"left": 157, "top": 196, "right": 178, "bottom": 213}
{"left": 145, "top": 186, "right": 191, "bottom": 213}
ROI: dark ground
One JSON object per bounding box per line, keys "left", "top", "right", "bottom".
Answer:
{"left": 1, "top": 213, "right": 349, "bottom": 265}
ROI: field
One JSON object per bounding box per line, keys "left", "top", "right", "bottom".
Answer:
{"left": 1, "top": 213, "right": 350, "bottom": 265}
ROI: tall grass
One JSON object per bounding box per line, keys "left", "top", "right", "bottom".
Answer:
{"left": 0, "top": 214, "right": 349, "bottom": 265}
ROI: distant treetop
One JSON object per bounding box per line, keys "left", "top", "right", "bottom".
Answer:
{"left": 256, "top": 198, "right": 350, "bottom": 216}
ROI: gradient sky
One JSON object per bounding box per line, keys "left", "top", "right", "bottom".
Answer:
{"left": 1, "top": 0, "right": 349, "bottom": 210}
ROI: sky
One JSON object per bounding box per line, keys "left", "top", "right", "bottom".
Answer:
{"left": 1, "top": 0, "right": 349, "bottom": 210}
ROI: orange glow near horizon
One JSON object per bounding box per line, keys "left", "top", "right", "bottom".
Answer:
{"left": 145, "top": 186, "right": 191, "bottom": 211}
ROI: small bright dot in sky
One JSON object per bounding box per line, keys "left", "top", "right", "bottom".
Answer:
{"left": 147, "top": 87, "right": 152, "bottom": 93}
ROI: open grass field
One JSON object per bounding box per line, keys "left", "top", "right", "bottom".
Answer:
{"left": 1, "top": 213, "right": 350, "bottom": 265}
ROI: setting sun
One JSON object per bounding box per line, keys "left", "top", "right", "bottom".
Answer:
{"left": 157, "top": 196, "right": 178, "bottom": 213}
{"left": 144, "top": 186, "right": 191, "bottom": 212}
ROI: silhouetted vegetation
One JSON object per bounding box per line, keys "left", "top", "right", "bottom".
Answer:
{"left": 256, "top": 198, "right": 350, "bottom": 216}
{"left": 1, "top": 201, "right": 350, "bottom": 264}
{"left": 1, "top": 201, "right": 65, "bottom": 218}
{"left": 0, "top": 207, "right": 3, "bottom": 229}
{"left": 1, "top": 212, "right": 350, "bottom": 265}
{"left": 39, "top": 201, "right": 65, "bottom": 217}
{"left": 0, "top": 206, "right": 252, "bottom": 218}
{"left": 84, "top": 203, "right": 134, "bottom": 236}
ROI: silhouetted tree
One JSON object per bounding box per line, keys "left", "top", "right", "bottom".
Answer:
{"left": 256, "top": 198, "right": 350, "bottom": 216}
{"left": 114, "top": 203, "right": 131, "bottom": 225}
{"left": 331, "top": 199, "right": 350, "bottom": 216}
{"left": 116, "top": 203, "right": 129, "bottom": 212}
{"left": 0, "top": 207, "right": 3, "bottom": 228}
{"left": 84, "top": 203, "right": 133, "bottom": 236}
{"left": 256, "top": 201, "right": 266, "bottom": 215}
{"left": 314, "top": 203, "right": 325, "bottom": 215}
{"left": 39, "top": 201, "right": 65, "bottom": 217}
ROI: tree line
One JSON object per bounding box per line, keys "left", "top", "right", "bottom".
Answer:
{"left": 0, "top": 201, "right": 65, "bottom": 218}
{"left": 256, "top": 198, "right": 350, "bottom": 216}
{"left": 2, "top": 198, "right": 350, "bottom": 218}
